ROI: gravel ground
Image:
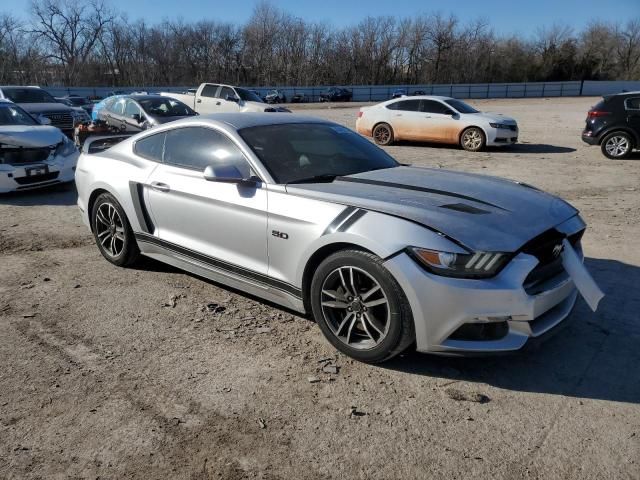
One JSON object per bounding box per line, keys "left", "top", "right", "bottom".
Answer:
{"left": 0, "top": 97, "right": 639, "bottom": 479}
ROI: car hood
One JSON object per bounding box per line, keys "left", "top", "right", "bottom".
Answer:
{"left": 0, "top": 125, "right": 64, "bottom": 147}
{"left": 472, "top": 112, "right": 517, "bottom": 124}
{"left": 17, "top": 103, "right": 75, "bottom": 114}
{"left": 286, "top": 166, "right": 578, "bottom": 252}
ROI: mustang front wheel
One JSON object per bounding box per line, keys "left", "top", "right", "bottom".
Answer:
{"left": 310, "top": 249, "right": 414, "bottom": 363}
{"left": 91, "top": 192, "right": 140, "bottom": 267}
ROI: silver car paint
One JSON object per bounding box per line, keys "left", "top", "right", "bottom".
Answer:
{"left": 76, "top": 113, "right": 590, "bottom": 353}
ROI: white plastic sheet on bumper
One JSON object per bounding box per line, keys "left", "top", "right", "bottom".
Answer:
{"left": 561, "top": 238, "right": 604, "bottom": 312}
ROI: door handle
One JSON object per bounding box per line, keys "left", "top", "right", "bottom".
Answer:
{"left": 424, "top": 115, "right": 431, "bottom": 118}
{"left": 394, "top": 114, "right": 402, "bottom": 117}
{"left": 216, "top": 101, "right": 221, "bottom": 105}
{"left": 197, "top": 99, "right": 202, "bottom": 103}
{"left": 150, "top": 181, "right": 170, "bottom": 193}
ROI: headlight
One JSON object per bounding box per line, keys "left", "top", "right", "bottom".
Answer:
{"left": 489, "top": 122, "right": 514, "bottom": 129}
{"left": 55, "top": 136, "right": 77, "bottom": 157}
{"left": 408, "top": 247, "right": 510, "bottom": 279}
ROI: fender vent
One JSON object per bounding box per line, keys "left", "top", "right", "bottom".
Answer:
{"left": 439, "top": 203, "right": 489, "bottom": 214}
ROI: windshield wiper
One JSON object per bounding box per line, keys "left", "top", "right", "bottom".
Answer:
{"left": 286, "top": 174, "right": 338, "bottom": 185}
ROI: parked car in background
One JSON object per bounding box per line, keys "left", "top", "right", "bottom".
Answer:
{"left": 412, "top": 90, "right": 427, "bottom": 96}
{"left": 92, "top": 94, "right": 125, "bottom": 121}
{"left": 265, "top": 89, "right": 286, "bottom": 104}
{"left": 581, "top": 91, "right": 640, "bottom": 159}
{"left": 75, "top": 113, "right": 601, "bottom": 362}
{"left": 291, "top": 93, "right": 309, "bottom": 103}
{"left": 356, "top": 95, "right": 518, "bottom": 151}
{"left": 56, "top": 95, "right": 94, "bottom": 114}
{"left": 391, "top": 89, "right": 407, "bottom": 99}
{"left": 161, "top": 83, "right": 290, "bottom": 114}
{"left": 97, "top": 94, "right": 197, "bottom": 133}
{"left": 0, "top": 99, "right": 78, "bottom": 192}
{"left": 0, "top": 86, "right": 87, "bottom": 137}
{"left": 319, "top": 87, "right": 352, "bottom": 102}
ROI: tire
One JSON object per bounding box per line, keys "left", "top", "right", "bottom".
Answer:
{"left": 373, "top": 123, "right": 394, "bottom": 146}
{"left": 91, "top": 192, "right": 140, "bottom": 267}
{"left": 601, "top": 131, "right": 633, "bottom": 159}
{"left": 460, "top": 127, "right": 486, "bottom": 152}
{"left": 310, "top": 249, "right": 415, "bottom": 363}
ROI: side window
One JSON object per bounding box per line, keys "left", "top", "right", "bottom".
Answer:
{"left": 218, "top": 86, "right": 235, "bottom": 100}
{"left": 111, "top": 99, "right": 126, "bottom": 115}
{"left": 200, "top": 84, "right": 219, "bottom": 98}
{"left": 134, "top": 132, "right": 165, "bottom": 162}
{"left": 626, "top": 97, "right": 640, "bottom": 110}
{"left": 387, "top": 99, "right": 421, "bottom": 112}
{"left": 124, "top": 100, "right": 140, "bottom": 117}
{"left": 421, "top": 100, "right": 451, "bottom": 114}
{"left": 163, "top": 127, "right": 251, "bottom": 177}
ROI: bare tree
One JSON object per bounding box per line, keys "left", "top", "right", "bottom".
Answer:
{"left": 29, "top": 0, "right": 114, "bottom": 84}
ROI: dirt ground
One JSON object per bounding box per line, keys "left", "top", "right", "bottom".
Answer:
{"left": 1, "top": 97, "right": 639, "bottom": 479}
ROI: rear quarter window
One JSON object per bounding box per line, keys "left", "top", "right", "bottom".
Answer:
{"left": 625, "top": 98, "right": 640, "bottom": 110}
{"left": 134, "top": 132, "right": 165, "bottom": 162}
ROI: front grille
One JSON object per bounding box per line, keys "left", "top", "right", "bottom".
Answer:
{"left": 0, "top": 147, "right": 53, "bottom": 165}
{"left": 522, "top": 228, "right": 584, "bottom": 295}
{"left": 42, "top": 111, "right": 74, "bottom": 130}
{"left": 14, "top": 172, "right": 59, "bottom": 185}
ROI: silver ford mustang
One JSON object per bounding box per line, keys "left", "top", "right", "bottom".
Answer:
{"left": 75, "top": 113, "right": 603, "bottom": 363}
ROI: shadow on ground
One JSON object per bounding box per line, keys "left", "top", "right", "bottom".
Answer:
{"left": 391, "top": 141, "right": 576, "bottom": 154}
{"left": 0, "top": 183, "right": 77, "bottom": 206}
{"left": 381, "top": 257, "right": 639, "bottom": 404}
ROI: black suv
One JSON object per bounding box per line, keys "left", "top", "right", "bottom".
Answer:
{"left": 582, "top": 91, "right": 640, "bottom": 159}
{"left": 319, "top": 87, "right": 352, "bottom": 102}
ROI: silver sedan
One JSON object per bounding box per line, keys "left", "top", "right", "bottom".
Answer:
{"left": 74, "top": 113, "right": 603, "bottom": 363}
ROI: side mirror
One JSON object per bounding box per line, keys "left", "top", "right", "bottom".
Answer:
{"left": 38, "top": 115, "right": 51, "bottom": 125}
{"left": 226, "top": 94, "right": 240, "bottom": 103}
{"left": 131, "top": 113, "right": 144, "bottom": 123}
{"left": 203, "top": 165, "right": 256, "bottom": 187}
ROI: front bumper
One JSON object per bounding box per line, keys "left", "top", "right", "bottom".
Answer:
{"left": 384, "top": 246, "right": 581, "bottom": 355}
{"left": 0, "top": 152, "right": 79, "bottom": 193}
{"left": 486, "top": 126, "right": 519, "bottom": 146}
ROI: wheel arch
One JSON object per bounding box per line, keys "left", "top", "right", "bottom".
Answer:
{"left": 597, "top": 126, "right": 639, "bottom": 147}
{"left": 458, "top": 124, "right": 488, "bottom": 144}
{"left": 300, "top": 242, "right": 376, "bottom": 313}
{"left": 87, "top": 187, "right": 113, "bottom": 232}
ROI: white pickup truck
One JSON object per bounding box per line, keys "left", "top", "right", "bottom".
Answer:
{"left": 160, "top": 83, "right": 289, "bottom": 114}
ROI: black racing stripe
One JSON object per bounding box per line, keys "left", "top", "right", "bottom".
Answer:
{"left": 135, "top": 233, "right": 302, "bottom": 298}
{"left": 335, "top": 176, "right": 507, "bottom": 211}
{"left": 337, "top": 209, "right": 366, "bottom": 232}
{"left": 129, "top": 181, "right": 154, "bottom": 234}
{"left": 322, "top": 206, "right": 357, "bottom": 235}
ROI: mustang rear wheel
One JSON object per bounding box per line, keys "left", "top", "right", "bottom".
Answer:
{"left": 91, "top": 192, "right": 140, "bottom": 267}
{"left": 373, "top": 123, "right": 394, "bottom": 146}
{"left": 601, "top": 131, "right": 633, "bottom": 159}
{"left": 310, "top": 249, "right": 414, "bottom": 363}
{"left": 460, "top": 127, "right": 486, "bottom": 152}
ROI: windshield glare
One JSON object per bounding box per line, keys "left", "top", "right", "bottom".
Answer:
{"left": 0, "top": 104, "right": 38, "bottom": 126}
{"left": 3, "top": 88, "right": 56, "bottom": 104}
{"left": 138, "top": 97, "right": 195, "bottom": 117}
{"left": 445, "top": 99, "right": 479, "bottom": 114}
{"left": 236, "top": 88, "right": 263, "bottom": 103}
{"left": 239, "top": 123, "right": 398, "bottom": 184}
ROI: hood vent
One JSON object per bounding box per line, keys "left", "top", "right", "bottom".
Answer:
{"left": 439, "top": 203, "right": 489, "bottom": 215}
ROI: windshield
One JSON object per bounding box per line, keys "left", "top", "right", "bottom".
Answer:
{"left": 2, "top": 88, "right": 56, "bottom": 104}
{"left": 445, "top": 99, "right": 479, "bottom": 114}
{"left": 137, "top": 97, "right": 196, "bottom": 117}
{"left": 236, "top": 88, "right": 263, "bottom": 103}
{"left": 0, "top": 104, "right": 38, "bottom": 126}
{"left": 239, "top": 123, "right": 398, "bottom": 184}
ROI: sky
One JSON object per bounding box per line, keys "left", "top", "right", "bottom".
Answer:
{"left": 2, "top": 0, "right": 639, "bottom": 36}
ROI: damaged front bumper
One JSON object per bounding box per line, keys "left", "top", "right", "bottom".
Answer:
{"left": 0, "top": 151, "right": 79, "bottom": 193}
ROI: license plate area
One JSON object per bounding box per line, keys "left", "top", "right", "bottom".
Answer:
{"left": 25, "top": 165, "right": 49, "bottom": 177}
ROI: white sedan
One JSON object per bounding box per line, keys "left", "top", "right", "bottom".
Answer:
{"left": 0, "top": 99, "right": 79, "bottom": 193}
{"left": 356, "top": 96, "right": 518, "bottom": 151}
